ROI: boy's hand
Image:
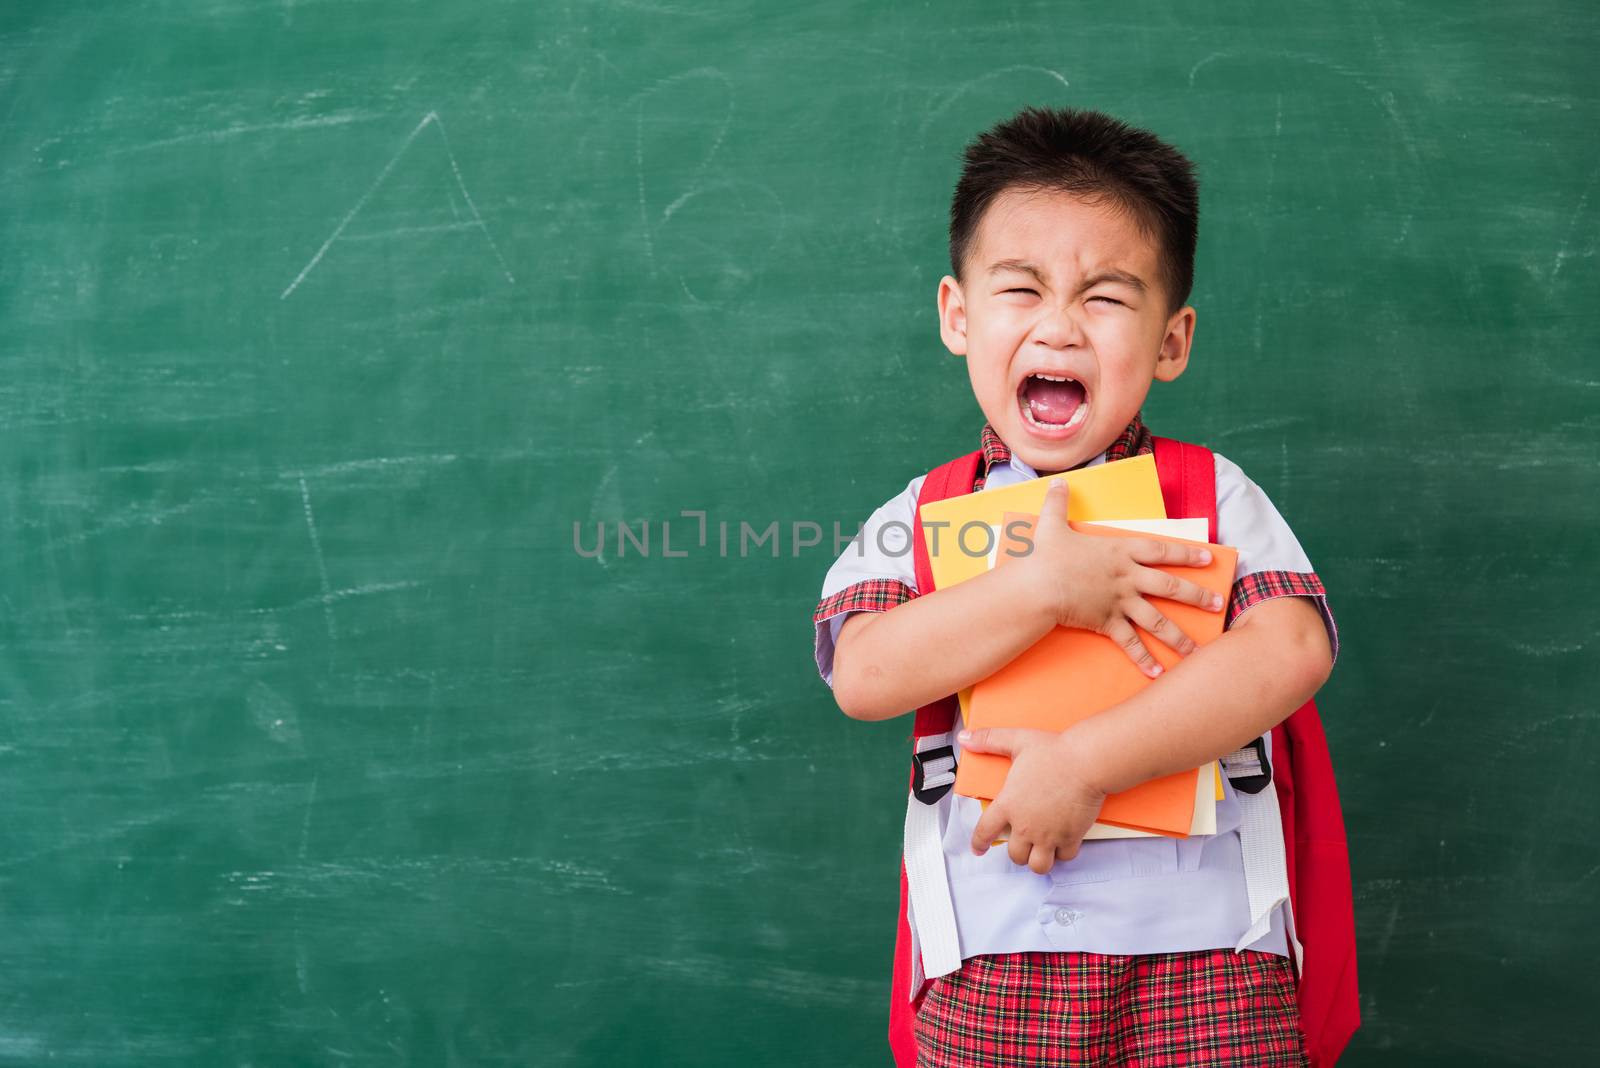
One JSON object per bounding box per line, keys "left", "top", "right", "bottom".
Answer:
{"left": 1018, "top": 477, "right": 1223, "bottom": 678}
{"left": 962, "top": 726, "right": 1105, "bottom": 873}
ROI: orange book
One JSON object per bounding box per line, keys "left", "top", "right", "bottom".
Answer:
{"left": 957, "top": 514, "right": 1238, "bottom": 837}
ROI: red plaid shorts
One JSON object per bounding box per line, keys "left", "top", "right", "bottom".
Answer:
{"left": 914, "top": 949, "right": 1307, "bottom": 1067}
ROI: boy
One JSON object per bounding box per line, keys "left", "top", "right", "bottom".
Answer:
{"left": 813, "top": 107, "right": 1343, "bottom": 1065}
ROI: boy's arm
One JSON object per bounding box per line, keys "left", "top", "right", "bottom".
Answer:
{"left": 814, "top": 472, "right": 1033, "bottom": 715}
{"left": 963, "top": 595, "right": 1333, "bottom": 869}
{"left": 831, "top": 561, "right": 1055, "bottom": 721}
{"left": 1059, "top": 594, "right": 1330, "bottom": 794}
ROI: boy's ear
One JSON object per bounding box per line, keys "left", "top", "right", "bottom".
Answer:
{"left": 1153, "top": 305, "right": 1197, "bottom": 383}
{"left": 937, "top": 275, "right": 968, "bottom": 356}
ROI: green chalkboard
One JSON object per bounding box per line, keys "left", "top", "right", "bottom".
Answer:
{"left": 1, "top": 1, "right": 1595, "bottom": 1064}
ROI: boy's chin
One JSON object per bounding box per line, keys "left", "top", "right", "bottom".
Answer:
{"left": 1004, "top": 415, "right": 1111, "bottom": 474}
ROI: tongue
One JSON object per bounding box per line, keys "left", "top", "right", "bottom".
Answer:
{"left": 1023, "top": 378, "right": 1085, "bottom": 424}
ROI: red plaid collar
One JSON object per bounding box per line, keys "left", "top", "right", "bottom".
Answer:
{"left": 978, "top": 412, "right": 1153, "bottom": 475}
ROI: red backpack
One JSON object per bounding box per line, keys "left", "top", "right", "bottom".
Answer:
{"left": 887, "top": 436, "right": 1359, "bottom": 1066}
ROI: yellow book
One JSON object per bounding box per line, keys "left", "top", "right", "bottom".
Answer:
{"left": 918, "top": 453, "right": 1168, "bottom": 592}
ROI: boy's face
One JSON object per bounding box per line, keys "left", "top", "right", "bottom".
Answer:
{"left": 937, "top": 188, "right": 1196, "bottom": 475}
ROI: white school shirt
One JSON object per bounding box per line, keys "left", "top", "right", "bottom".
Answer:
{"left": 813, "top": 421, "right": 1338, "bottom": 961}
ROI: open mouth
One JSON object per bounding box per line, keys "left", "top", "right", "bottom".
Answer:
{"left": 1017, "top": 372, "right": 1089, "bottom": 435}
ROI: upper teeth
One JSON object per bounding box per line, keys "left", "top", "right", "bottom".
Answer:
{"left": 1033, "top": 373, "right": 1075, "bottom": 382}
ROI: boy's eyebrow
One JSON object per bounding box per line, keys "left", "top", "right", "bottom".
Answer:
{"left": 988, "top": 259, "right": 1149, "bottom": 294}
{"left": 988, "top": 260, "right": 1049, "bottom": 284}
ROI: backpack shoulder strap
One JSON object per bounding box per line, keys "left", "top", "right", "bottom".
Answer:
{"left": 910, "top": 450, "right": 983, "bottom": 598}
{"left": 1151, "top": 435, "right": 1217, "bottom": 542}
{"left": 890, "top": 449, "right": 984, "bottom": 1067}
{"left": 907, "top": 450, "right": 982, "bottom": 739}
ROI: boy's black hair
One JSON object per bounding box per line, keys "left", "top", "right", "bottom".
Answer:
{"left": 949, "top": 106, "right": 1200, "bottom": 315}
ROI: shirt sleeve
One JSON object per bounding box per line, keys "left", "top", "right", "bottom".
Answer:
{"left": 812, "top": 474, "right": 924, "bottom": 687}
{"left": 1213, "top": 452, "right": 1339, "bottom": 665}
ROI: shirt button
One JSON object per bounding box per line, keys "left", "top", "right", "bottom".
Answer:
{"left": 1054, "top": 907, "right": 1079, "bottom": 927}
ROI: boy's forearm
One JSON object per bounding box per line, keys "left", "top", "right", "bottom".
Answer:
{"left": 832, "top": 565, "right": 1055, "bottom": 721}
{"left": 1059, "top": 597, "right": 1333, "bottom": 795}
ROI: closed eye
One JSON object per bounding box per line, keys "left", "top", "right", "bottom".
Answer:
{"left": 1089, "top": 296, "right": 1124, "bottom": 306}
{"left": 1002, "top": 288, "right": 1038, "bottom": 296}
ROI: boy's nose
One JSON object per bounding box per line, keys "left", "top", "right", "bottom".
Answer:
{"left": 1030, "top": 303, "right": 1088, "bottom": 348}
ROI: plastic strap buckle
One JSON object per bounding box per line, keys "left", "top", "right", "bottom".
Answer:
{"left": 911, "top": 740, "right": 956, "bottom": 805}
{"left": 1223, "top": 735, "right": 1273, "bottom": 795}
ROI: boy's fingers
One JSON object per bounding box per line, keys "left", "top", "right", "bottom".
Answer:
{"left": 1007, "top": 835, "right": 1034, "bottom": 869}
{"left": 1044, "top": 477, "right": 1070, "bottom": 516}
{"left": 1129, "top": 538, "right": 1212, "bottom": 569}
{"left": 1126, "top": 598, "right": 1197, "bottom": 656}
{"left": 1027, "top": 842, "right": 1057, "bottom": 875}
{"left": 1107, "top": 620, "right": 1163, "bottom": 678}
{"left": 957, "top": 726, "right": 1040, "bottom": 756}
{"left": 1133, "top": 566, "right": 1225, "bottom": 612}
{"left": 972, "top": 804, "right": 1007, "bottom": 854}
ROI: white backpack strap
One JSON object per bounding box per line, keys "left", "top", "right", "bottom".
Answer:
{"left": 1225, "top": 736, "right": 1304, "bottom": 970}
{"left": 902, "top": 733, "right": 961, "bottom": 992}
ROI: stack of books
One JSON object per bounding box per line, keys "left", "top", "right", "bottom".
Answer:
{"left": 917, "top": 454, "right": 1236, "bottom": 839}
